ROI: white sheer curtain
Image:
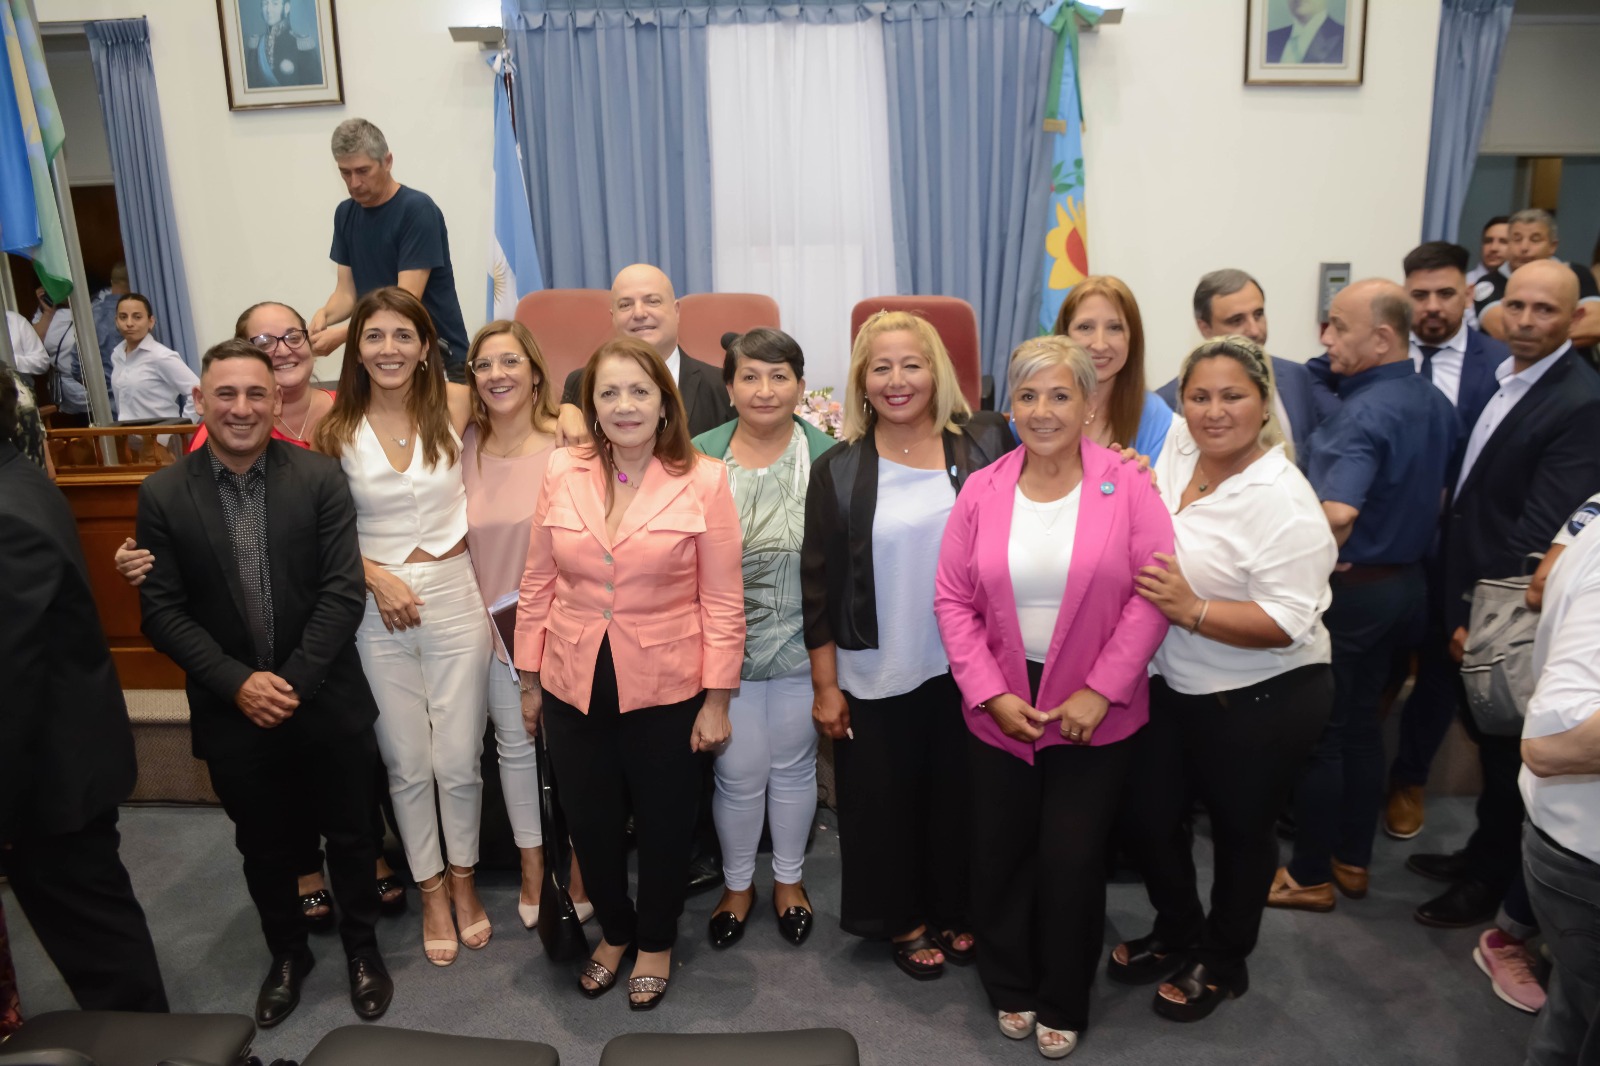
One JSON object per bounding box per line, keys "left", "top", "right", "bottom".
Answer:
{"left": 706, "top": 19, "right": 898, "bottom": 394}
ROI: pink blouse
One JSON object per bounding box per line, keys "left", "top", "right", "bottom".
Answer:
{"left": 462, "top": 424, "right": 555, "bottom": 621}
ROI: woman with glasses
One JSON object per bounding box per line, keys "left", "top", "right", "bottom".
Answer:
{"left": 118, "top": 300, "right": 409, "bottom": 926}
{"left": 460, "top": 321, "right": 591, "bottom": 928}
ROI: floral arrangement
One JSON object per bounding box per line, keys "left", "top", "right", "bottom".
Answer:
{"left": 796, "top": 387, "right": 844, "bottom": 439}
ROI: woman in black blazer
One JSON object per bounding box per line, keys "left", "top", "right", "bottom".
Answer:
{"left": 801, "top": 310, "right": 1013, "bottom": 982}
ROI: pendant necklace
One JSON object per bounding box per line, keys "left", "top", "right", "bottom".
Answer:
{"left": 277, "top": 406, "right": 312, "bottom": 442}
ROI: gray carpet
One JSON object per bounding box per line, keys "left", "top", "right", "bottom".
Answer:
{"left": 3, "top": 799, "right": 1535, "bottom": 1065}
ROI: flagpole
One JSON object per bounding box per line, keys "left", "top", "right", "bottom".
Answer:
{"left": 50, "top": 146, "right": 114, "bottom": 427}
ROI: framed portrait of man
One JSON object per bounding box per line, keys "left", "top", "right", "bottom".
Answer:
{"left": 215, "top": 0, "right": 344, "bottom": 110}
{"left": 1245, "top": 0, "right": 1367, "bottom": 86}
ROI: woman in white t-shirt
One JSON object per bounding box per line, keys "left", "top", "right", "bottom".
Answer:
{"left": 1111, "top": 335, "right": 1337, "bottom": 1023}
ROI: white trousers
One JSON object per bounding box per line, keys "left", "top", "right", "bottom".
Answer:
{"left": 357, "top": 553, "right": 490, "bottom": 883}
{"left": 486, "top": 658, "right": 543, "bottom": 849}
{"left": 712, "top": 665, "right": 818, "bottom": 890}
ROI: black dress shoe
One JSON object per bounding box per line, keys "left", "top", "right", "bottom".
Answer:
{"left": 1108, "top": 935, "right": 1188, "bottom": 985}
{"left": 777, "top": 905, "right": 813, "bottom": 946}
{"left": 686, "top": 853, "right": 724, "bottom": 895}
{"left": 1406, "top": 850, "right": 1471, "bottom": 883}
{"left": 348, "top": 954, "right": 393, "bottom": 1020}
{"left": 708, "top": 904, "right": 748, "bottom": 949}
{"left": 1415, "top": 879, "right": 1500, "bottom": 928}
{"left": 255, "top": 950, "right": 313, "bottom": 1028}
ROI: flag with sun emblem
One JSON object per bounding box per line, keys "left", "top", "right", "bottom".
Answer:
{"left": 1036, "top": 1, "right": 1098, "bottom": 335}
{"left": 487, "top": 50, "right": 543, "bottom": 322}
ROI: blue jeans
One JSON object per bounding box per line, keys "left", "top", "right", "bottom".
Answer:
{"left": 1522, "top": 823, "right": 1600, "bottom": 1066}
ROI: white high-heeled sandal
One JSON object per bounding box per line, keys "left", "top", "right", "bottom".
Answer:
{"left": 1036, "top": 1025, "right": 1079, "bottom": 1060}
{"left": 998, "top": 1010, "right": 1037, "bottom": 1039}
{"left": 419, "top": 876, "right": 458, "bottom": 967}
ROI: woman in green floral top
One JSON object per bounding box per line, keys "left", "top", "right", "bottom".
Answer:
{"left": 693, "top": 329, "right": 837, "bottom": 950}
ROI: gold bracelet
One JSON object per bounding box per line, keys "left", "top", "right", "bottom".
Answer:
{"left": 1190, "top": 599, "right": 1210, "bottom": 633}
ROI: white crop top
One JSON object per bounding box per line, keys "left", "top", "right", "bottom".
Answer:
{"left": 341, "top": 418, "right": 469, "bottom": 563}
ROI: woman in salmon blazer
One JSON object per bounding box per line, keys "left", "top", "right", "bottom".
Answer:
{"left": 516, "top": 337, "right": 745, "bottom": 1011}
{"left": 935, "top": 335, "right": 1174, "bottom": 1059}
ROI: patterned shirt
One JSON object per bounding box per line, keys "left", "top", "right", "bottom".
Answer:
{"left": 208, "top": 446, "right": 275, "bottom": 669}
{"left": 722, "top": 423, "right": 809, "bottom": 680}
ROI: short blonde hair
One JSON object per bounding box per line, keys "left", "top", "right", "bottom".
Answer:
{"left": 1007, "top": 335, "right": 1098, "bottom": 402}
{"left": 842, "top": 310, "right": 971, "bottom": 442}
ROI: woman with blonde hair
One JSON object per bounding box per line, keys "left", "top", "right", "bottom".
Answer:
{"left": 315, "top": 287, "right": 493, "bottom": 967}
{"left": 801, "top": 310, "right": 1013, "bottom": 982}
{"left": 1053, "top": 276, "right": 1173, "bottom": 462}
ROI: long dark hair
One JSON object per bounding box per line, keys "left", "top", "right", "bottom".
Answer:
{"left": 578, "top": 337, "right": 695, "bottom": 479}
{"left": 314, "top": 287, "right": 458, "bottom": 468}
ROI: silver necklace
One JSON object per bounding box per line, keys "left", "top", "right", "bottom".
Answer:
{"left": 1026, "top": 493, "right": 1065, "bottom": 536}
{"left": 277, "top": 399, "right": 312, "bottom": 441}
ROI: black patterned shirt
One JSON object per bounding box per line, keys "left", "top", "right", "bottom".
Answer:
{"left": 208, "top": 446, "right": 275, "bottom": 669}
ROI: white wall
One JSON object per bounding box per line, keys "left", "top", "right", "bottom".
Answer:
{"left": 37, "top": 0, "right": 501, "bottom": 374}
{"left": 1078, "top": 0, "right": 1440, "bottom": 384}
{"left": 1479, "top": 20, "right": 1600, "bottom": 156}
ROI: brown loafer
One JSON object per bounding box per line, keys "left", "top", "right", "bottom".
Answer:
{"left": 1266, "top": 867, "right": 1335, "bottom": 912}
{"left": 1384, "top": 784, "right": 1425, "bottom": 840}
{"left": 1331, "top": 860, "right": 1369, "bottom": 900}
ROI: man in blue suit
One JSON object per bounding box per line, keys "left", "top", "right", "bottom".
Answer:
{"left": 1265, "top": 0, "right": 1346, "bottom": 65}
{"left": 1156, "top": 268, "right": 1337, "bottom": 462}
{"left": 1383, "top": 241, "right": 1509, "bottom": 843}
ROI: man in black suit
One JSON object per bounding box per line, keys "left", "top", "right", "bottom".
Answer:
{"left": 0, "top": 372, "right": 168, "bottom": 1014}
{"left": 136, "top": 340, "right": 392, "bottom": 1026}
{"left": 558, "top": 262, "right": 733, "bottom": 439}
{"left": 1408, "top": 259, "right": 1600, "bottom": 929}
{"left": 1265, "top": 0, "right": 1345, "bottom": 64}
{"left": 1384, "top": 242, "right": 1511, "bottom": 841}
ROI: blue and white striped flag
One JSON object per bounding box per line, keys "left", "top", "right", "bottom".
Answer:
{"left": 486, "top": 50, "right": 543, "bottom": 322}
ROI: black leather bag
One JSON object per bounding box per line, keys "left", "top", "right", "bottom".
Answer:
{"left": 535, "top": 729, "right": 588, "bottom": 962}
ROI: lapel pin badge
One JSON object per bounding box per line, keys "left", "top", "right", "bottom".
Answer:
{"left": 1100, "top": 481, "right": 1115, "bottom": 495}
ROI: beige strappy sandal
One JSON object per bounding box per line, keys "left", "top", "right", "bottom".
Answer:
{"left": 450, "top": 866, "right": 493, "bottom": 949}
{"left": 419, "top": 876, "right": 459, "bottom": 966}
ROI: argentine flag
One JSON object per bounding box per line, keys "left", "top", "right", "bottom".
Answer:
{"left": 486, "top": 51, "right": 543, "bottom": 322}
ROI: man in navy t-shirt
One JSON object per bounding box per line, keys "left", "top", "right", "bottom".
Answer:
{"left": 309, "top": 118, "right": 470, "bottom": 380}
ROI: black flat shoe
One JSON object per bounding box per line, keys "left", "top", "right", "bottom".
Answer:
{"left": 300, "top": 888, "right": 335, "bottom": 933}
{"left": 376, "top": 875, "right": 408, "bottom": 915}
{"left": 1152, "top": 961, "right": 1247, "bottom": 1023}
{"left": 708, "top": 904, "right": 749, "bottom": 949}
{"left": 892, "top": 933, "right": 945, "bottom": 981}
{"left": 777, "top": 905, "right": 813, "bottom": 946}
{"left": 1108, "top": 935, "right": 1188, "bottom": 985}
{"left": 347, "top": 954, "right": 393, "bottom": 1020}
{"left": 686, "top": 853, "right": 724, "bottom": 895}
{"left": 255, "top": 950, "right": 313, "bottom": 1028}
{"left": 932, "top": 928, "right": 976, "bottom": 966}
{"left": 1415, "top": 879, "right": 1500, "bottom": 928}
{"left": 628, "top": 974, "right": 669, "bottom": 1011}
{"left": 1406, "top": 850, "right": 1470, "bottom": 884}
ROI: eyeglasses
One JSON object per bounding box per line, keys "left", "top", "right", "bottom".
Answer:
{"left": 469, "top": 353, "right": 534, "bottom": 377}
{"left": 250, "top": 328, "right": 309, "bottom": 353}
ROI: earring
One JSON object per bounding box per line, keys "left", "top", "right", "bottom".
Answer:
{"left": 592, "top": 420, "right": 604, "bottom": 439}
{"left": 1085, "top": 413, "right": 1095, "bottom": 425}
{"left": 420, "top": 359, "right": 428, "bottom": 371}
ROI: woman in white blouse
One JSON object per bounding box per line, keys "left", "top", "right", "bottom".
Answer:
{"left": 1110, "top": 336, "right": 1337, "bottom": 1022}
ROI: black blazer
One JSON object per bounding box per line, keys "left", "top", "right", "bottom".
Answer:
{"left": 136, "top": 440, "right": 379, "bottom": 761}
{"left": 562, "top": 347, "right": 733, "bottom": 438}
{"left": 801, "top": 411, "right": 1014, "bottom": 651}
{"left": 1442, "top": 350, "right": 1600, "bottom": 629}
{"left": 0, "top": 443, "right": 137, "bottom": 844}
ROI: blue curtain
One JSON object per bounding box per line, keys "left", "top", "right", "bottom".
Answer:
{"left": 85, "top": 18, "right": 199, "bottom": 368}
{"left": 881, "top": 0, "right": 1054, "bottom": 404}
{"left": 505, "top": 3, "right": 714, "bottom": 292}
{"left": 1420, "top": 0, "right": 1515, "bottom": 243}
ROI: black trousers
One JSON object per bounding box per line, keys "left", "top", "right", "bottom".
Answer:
{"left": 1461, "top": 704, "right": 1527, "bottom": 898}
{"left": 1, "top": 809, "right": 168, "bottom": 1012}
{"left": 542, "top": 638, "right": 705, "bottom": 953}
{"left": 293, "top": 754, "right": 395, "bottom": 879}
{"left": 969, "top": 718, "right": 1132, "bottom": 1033}
{"left": 206, "top": 728, "right": 382, "bottom": 961}
{"left": 1121, "top": 666, "right": 1333, "bottom": 983}
{"left": 1289, "top": 566, "right": 1423, "bottom": 883}
{"left": 835, "top": 672, "right": 969, "bottom": 940}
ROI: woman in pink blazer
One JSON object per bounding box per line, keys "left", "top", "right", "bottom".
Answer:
{"left": 516, "top": 337, "right": 746, "bottom": 1011}
{"left": 935, "top": 335, "right": 1174, "bottom": 1058}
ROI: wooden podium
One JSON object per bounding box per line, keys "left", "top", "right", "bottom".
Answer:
{"left": 49, "top": 425, "right": 200, "bottom": 689}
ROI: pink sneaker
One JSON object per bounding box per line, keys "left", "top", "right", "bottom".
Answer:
{"left": 1474, "top": 929, "right": 1546, "bottom": 1013}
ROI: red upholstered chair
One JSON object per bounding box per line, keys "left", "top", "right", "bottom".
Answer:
{"left": 512, "top": 289, "right": 615, "bottom": 391}
{"left": 678, "top": 292, "right": 781, "bottom": 368}
{"left": 849, "top": 295, "right": 990, "bottom": 409}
